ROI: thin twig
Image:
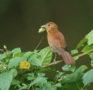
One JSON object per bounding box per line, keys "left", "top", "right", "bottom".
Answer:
{"left": 42, "top": 60, "right": 63, "bottom": 68}
{"left": 77, "top": 49, "right": 93, "bottom": 57}
{"left": 35, "top": 37, "right": 43, "bottom": 50}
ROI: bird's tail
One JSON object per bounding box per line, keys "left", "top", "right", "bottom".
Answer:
{"left": 61, "top": 51, "right": 75, "bottom": 65}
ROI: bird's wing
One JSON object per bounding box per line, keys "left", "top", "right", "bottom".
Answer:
{"left": 47, "top": 31, "right": 67, "bottom": 54}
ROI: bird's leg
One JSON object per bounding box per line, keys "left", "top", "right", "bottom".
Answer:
{"left": 53, "top": 53, "right": 57, "bottom": 62}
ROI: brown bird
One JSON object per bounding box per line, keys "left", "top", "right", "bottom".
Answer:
{"left": 39, "top": 22, "right": 75, "bottom": 65}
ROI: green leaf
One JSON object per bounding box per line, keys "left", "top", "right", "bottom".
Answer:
{"left": 42, "top": 82, "right": 55, "bottom": 90}
{"left": 28, "top": 76, "right": 47, "bottom": 88}
{"left": 0, "top": 71, "right": 13, "bottom": 90}
{"left": 76, "top": 38, "right": 87, "bottom": 49}
{"left": 28, "top": 54, "right": 41, "bottom": 66}
{"left": 74, "top": 65, "right": 88, "bottom": 74}
{"left": 23, "top": 51, "right": 33, "bottom": 58}
{"left": 10, "top": 69, "right": 18, "bottom": 77}
{"left": 83, "top": 69, "right": 93, "bottom": 86}
{"left": 71, "top": 49, "right": 78, "bottom": 55}
{"left": 11, "top": 47, "right": 21, "bottom": 54}
{"left": 54, "top": 83, "right": 61, "bottom": 87}
{"left": 82, "top": 44, "right": 93, "bottom": 52}
{"left": 0, "top": 54, "right": 6, "bottom": 60}
{"left": 91, "top": 60, "right": 93, "bottom": 67}
{"left": 89, "top": 53, "right": 93, "bottom": 59}
{"left": 61, "top": 65, "right": 87, "bottom": 84}
{"left": 61, "top": 80, "right": 83, "bottom": 90}
{"left": 73, "top": 56, "right": 79, "bottom": 60}
{"left": 27, "top": 73, "right": 35, "bottom": 80}
{"left": 11, "top": 79, "right": 20, "bottom": 85}
{"left": 85, "top": 30, "right": 93, "bottom": 45}
{"left": 62, "top": 65, "right": 71, "bottom": 71}
{"left": 18, "top": 83, "right": 28, "bottom": 90}
{"left": 39, "top": 46, "right": 53, "bottom": 65}
{"left": 8, "top": 57, "right": 26, "bottom": 69}
{"left": 62, "top": 65, "right": 76, "bottom": 72}
{"left": 38, "top": 67, "right": 58, "bottom": 74}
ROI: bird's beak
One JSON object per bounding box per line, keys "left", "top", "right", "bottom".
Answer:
{"left": 38, "top": 25, "right": 46, "bottom": 33}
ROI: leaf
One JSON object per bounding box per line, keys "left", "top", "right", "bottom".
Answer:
{"left": 62, "top": 65, "right": 71, "bottom": 71}
{"left": 61, "top": 65, "right": 87, "bottom": 84}
{"left": 10, "top": 69, "right": 18, "bottom": 77}
{"left": 11, "top": 47, "right": 21, "bottom": 54}
{"left": 76, "top": 38, "right": 87, "bottom": 49}
{"left": 91, "top": 60, "right": 93, "bottom": 67}
{"left": 38, "top": 67, "right": 58, "bottom": 74}
{"left": 82, "top": 69, "right": 93, "bottom": 86}
{"left": 18, "top": 83, "right": 28, "bottom": 90}
{"left": 61, "top": 80, "right": 83, "bottom": 90}
{"left": 19, "top": 60, "right": 30, "bottom": 69}
{"left": 28, "top": 54, "right": 41, "bottom": 66}
{"left": 11, "top": 79, "right": 20, "bottom": 85}
{"left": 23, "top": 51, "right": 33, "bottom": 58}
{"left": 85, "top": 30, "right": 93, "bottom": 45}
{"left": 27, "top": 73, "right": 35, "bottom": 81}
{"left": 39, "top": 46, "right": 53, "bottom": 65}
{"left": 89, "top": 53, "right": 93, "bottom": 59}
{"left": 62, "top": 65, "right": 76, "bottom": 72}
{"left": 74, "top": 65, "right": 88, "bottom": 74}
{"left": 71, "top": 49, "right": 78, "bottom": 55}
{"left": 0, "top": 54, "right": 6, "bottom": 60}
{"left": 28, "top": 76, "right": 47, "bottom": 88}
{"left": 73, "top": 56, "right": 79, "bottom": 60}
{"left": 0, "top": 71, "right": 13, "bottom": 90}
{"left": 82, "top": 44, "right": 93, "bottom": 52}
{"left": 42, "top": 82, "right": 56, "bottom": 90}
{"left": 8, "top": 57, "right": 26, "bottom": 69}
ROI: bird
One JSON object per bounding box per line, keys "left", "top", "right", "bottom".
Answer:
{"left": 39, "top": 22, "right": 75, "bottom": 65}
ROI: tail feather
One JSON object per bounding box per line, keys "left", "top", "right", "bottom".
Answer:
{"left": 61, "top": 51, "right": 75, "bottom": 65}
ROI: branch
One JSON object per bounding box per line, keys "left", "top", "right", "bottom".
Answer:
{"left": 17, "top": 49, "right": 93, "bottom": 76}
{"left": 42, "top": 60, "right": 63, "bottom": 68}
{"left": 77, "top": 49, "right": 93, "bottom": 57}
{"left": 42, "top": 49, "right": 93, "bottom": 68}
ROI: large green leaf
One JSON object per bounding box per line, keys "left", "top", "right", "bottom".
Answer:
{"left": 39, "top": 47, "right": 53, "bottom": 65}
{"left": 0, "top": 71, "right": 13, "bottom": 90}
{"left": 85, "top": 30, "right": 93, "bottom": 45}
{"left": 8, "top": 57, "right": 26, "bottom": 69}
{"left": 82, "top": 69, "right": 93, "bottom": 86}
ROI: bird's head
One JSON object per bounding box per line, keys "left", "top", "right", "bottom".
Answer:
{"left": 38, "top": 22, "right": 58, "bottom": 33}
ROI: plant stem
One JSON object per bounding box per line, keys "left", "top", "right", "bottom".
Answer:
{"left": 35, "top": 37, "right": 43, "bottom": 50}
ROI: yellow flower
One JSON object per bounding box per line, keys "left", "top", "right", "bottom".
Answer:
{"left": 20, "top": 60, "right": 30, "bottom": 69}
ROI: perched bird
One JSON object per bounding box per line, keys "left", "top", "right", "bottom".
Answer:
{"left": 38, "top": 22, "right": 75, "bottom": 65}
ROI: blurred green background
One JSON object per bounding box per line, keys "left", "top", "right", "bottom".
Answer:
{"left": 0, "top": 0, "right": 93, "bottom": 89}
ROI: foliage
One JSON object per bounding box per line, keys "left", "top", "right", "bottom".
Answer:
{"left": 0, "top": 30, "right": 93, "bottom": 90}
